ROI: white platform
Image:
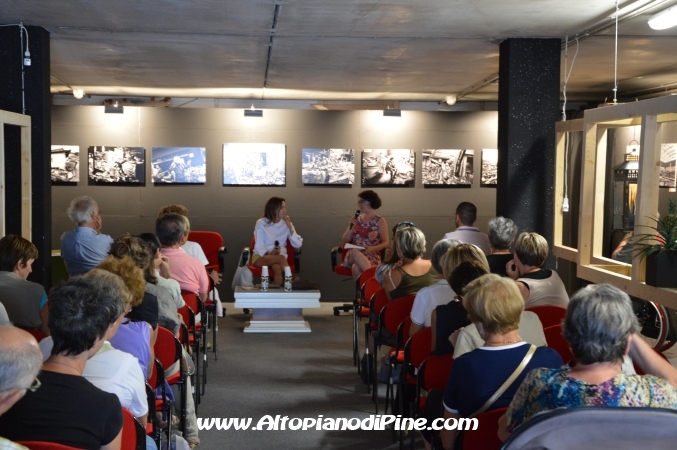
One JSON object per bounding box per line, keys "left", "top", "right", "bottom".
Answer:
{"left": 233, "top": 287, "right": 321, "bottom": 333}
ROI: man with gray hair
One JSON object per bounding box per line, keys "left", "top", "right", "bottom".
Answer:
{"left": 61, "top": 196, "right": 114, "bottom": 276}
{"left": 0, "top": 325, "right": 44, "bottom": 449}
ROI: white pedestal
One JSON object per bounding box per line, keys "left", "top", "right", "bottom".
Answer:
{"left": 233, "top": 287, "right": 321, "bottom": 333}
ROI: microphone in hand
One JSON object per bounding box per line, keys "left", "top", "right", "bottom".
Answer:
{"left": 349, "top": 210, "right": 360, "bottom": 229}
{"left": 274, "top": 240, "right": 280, "bottom": 250}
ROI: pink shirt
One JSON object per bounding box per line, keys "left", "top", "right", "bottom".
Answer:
{"left": 161, "top": 247, "right": 209, "bottom": 295}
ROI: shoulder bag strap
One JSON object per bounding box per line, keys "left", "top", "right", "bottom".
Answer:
{"left": 470, "top": 344, "right": 536, "bottom": 418}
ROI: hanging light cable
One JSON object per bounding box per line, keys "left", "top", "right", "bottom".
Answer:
{"left": 613, "top": 0, "right": 619, "bottom": 104}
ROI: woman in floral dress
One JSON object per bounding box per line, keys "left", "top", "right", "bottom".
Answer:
{"left": 341, "top": 190, "right": 389, "bottom": 280}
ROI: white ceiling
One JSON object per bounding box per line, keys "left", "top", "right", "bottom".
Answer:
{"left": 3, "top": 0, "right": 677, "bottom": 108}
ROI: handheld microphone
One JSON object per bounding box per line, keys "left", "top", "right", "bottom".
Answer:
{"left": 274, "top": 240, "right": 280, "bottom": 250}
{"left": 349, "top": 210, "right": 360, "bottom": 229}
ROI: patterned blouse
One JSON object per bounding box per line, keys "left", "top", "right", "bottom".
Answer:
{"left": 506, "top": 368, "right": 677, "bottom": 432}
{"left": 347, "top": 215, "right": 383, "bottom": 266}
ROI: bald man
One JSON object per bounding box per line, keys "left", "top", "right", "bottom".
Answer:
{"left": 0, "top": 325, "right": 43, "bottom": 449}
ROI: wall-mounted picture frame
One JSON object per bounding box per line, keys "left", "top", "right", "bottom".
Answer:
{"left": 223, "top": 143, "right": 286, "bottom": 186}
{"left": 88, "top": 146, "right": 145, "bottom": 185}
{"left": 51, "top": 145, "right": 79, "bottom": 184}
{"left": 302, "top": 148, "right": 354, "bottom": 185}
{"left": 660, "top": 143, "right": 676, "bottom": 188}
{"left": 361, "top": 149, "right": 415, "bottom": 187}
{"left": 152, "top": 147, "right": 206, "bottom": 184}
{"left": 422, "top": 149, "right": 473, "bottom": 187}
{"left": 481, "top": 149, "right": 498, "bottom": 187}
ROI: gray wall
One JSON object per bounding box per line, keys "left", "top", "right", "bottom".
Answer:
{"left": 51, "top": 106, "right": 497, "bottom": 301}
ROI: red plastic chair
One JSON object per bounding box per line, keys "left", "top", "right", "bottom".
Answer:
{"left": 351, "top": 270, "right": 379, "bottom": 367}
{"left": 463, "top": 406, "right": 509, "bottom": 450}
{"left": 331, "top": 243, "right": 353, "bottom": 277}
{"left": 122, "top": 407, "right": 146, "bottom": 450}
{"left": 153, "top": 326, "right": 187, "bottom": 433}
{"left": 544, "top": 324, "right": 574, "bottom": 364}
{"left": 187, "top": 231, "right": 226, "bottom": 273}
{"left": 525, "top": 305, "right": 567, "bottom": 329}
{"left": 401, "top": 327, "right": 432, "bottom": 422}
{"left": 246, "top": 237, "right": 299, "bottom": 277}
{"left": 16, "top": 442, "right": 82, "bottom": 450}
{"left": 178, "top": 304, "right": 202, "bottom": 408}
{"left": 148, "top": 359, "right": 173, "bottom": 442}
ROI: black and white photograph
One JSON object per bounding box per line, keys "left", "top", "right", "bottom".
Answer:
{"left": 302, "top": 148, "right": 354, "bottom": 185}
{"left": 660, "top": 143, "right": 676, "bottom": 188}
{"left": 361, "top": 149, "right": 415, "bottom": 187}
{"left": 88, "top": 146, "right": 145, "bottom": 184}
{"left": 223, "top": 143, "right": 286, "bottom": 186}
{"left": 481, "top": 149, "right": 498, "bottom": 187}
{"left": 151, "top": 147, "right": 206, "bottom": 184}
{"left": 422, "top": 149, "right": 474, "bottom": 187}
{"left": 51, "top": 145, "right": 80, "bottom": 184}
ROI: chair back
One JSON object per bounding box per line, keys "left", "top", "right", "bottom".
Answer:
{"left": 462, "top": 406, "right": 508, "bottom": 450}
{"left": 358, "top": 266, "right": 377, "bottom": 289}
{"left": 122, "top": 407, "right": 146, "bottom": 450}
{"left": 368, "top": 288, "right": 390, "bottom": 331}
{"left": 543, "top": 324, "right": 573, "bottom": 363}
{"left": 362, "top": 278, "right": 382, "bottom": 307}
{"left": 525, "top": 305, "right": 567, "bottom": 329}
{"left": 420, "top": 353, "right": 454, "bottom": 392}
{"left": 383, "top": 295, "right": 416, "bottom": 337}
{"left": 181, "top": 290, "right": 202, "bottom": 324}
{"left": 153, "top": 326, "right": 182, "bottom": 371}
{"left": 16, "top": 442, "right": 82, "bottom": 450}
{"left": 404, "top": 327, "right": 433, "bottom": 384}
{"left": 249, "top": 237, "right": 298, "bottom": 276}
{"left": 188, "top": 231, "right": 224, "bottom": 271}
{"left": 502, "top": 406, "right": 677, "bottom": 450}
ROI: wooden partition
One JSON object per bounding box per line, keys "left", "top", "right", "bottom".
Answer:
{"left": 0, "top": 109, "right": 32, "bottom": 239}
{"left": 554, "top": 96, "right": 677, "bottom": 309}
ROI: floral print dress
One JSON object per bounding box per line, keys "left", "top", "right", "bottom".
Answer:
{"left": 346, "top": 215, "right": 382, "bottom": 266}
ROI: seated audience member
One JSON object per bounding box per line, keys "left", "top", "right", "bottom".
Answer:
{"left": 374, "top": 221, "right": 414, "bottom": 285}
{"left": 486, "top": 216, "right": 518, "bottom": 276}
{"left": 437, "top": 275, "right": 562, "bottom": 450}
{"left": 383, "top": 226, "right": 437, "bottom": 300}
{"left": 443, "top": 202, "right": 491, "bottom": 255}
{"left": 499, "top": 284, "right": 677, "bottom": 441}
{"left": 434, "top": 260, "right": 488, "bottom": 355}
{"left": 138, "top": 232, "right": 185, "bottom": 309}
{"left": 60, "top": 196, "right": 113, "bottom": 275}
{"left": 430, "top": 243, "right": 488, "bottom": 354}
{"left": 109, "top": 234, "right": 180, "bottom": 335}
{"left": 0, "top": 235, "right": 49, "bottom": 335}
{"left": 0, "top": 271, "right": 124, "bottom": 449}
{"left": 409, "top": 239, "right": 460, "bottom": 338}
{"left": 0, "top": 325, "right": 43, "bottom": 450}
{"left": 506, "top": 232, "right": 569, "bottom": 308}
{"left": 341, "top": 190, "right": 389, "bottom": 280}
{"left": 156, "top": 213, "right": 210, "bottom": 302}
{"left": 252, "top": 196, "right": 304, "bottom": 286}
{"left": 158, "top": 205, "right": 223, "bottom": 315}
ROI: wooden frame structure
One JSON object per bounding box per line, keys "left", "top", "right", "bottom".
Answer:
{"left": 0, "top": 109, "right": 32, "bottom": 239}
{"left": 554, "top": 96, "right": 677, "bottom": 309}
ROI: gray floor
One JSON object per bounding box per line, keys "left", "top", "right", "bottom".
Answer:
{"left": 195, "top": 303, "right": 415, "bottom": 450}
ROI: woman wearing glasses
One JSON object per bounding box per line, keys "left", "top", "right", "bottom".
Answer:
{"left": 341, "top": 190, "right": 389, "bottom": 279}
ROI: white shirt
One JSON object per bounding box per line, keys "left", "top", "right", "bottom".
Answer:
{"left": 410, "top": 279, "right": 456, "bottom": 327}
{"left": 154, "top": 269, "right": 185, "bottom": 308}
{"left": 253, "top": 218, "right": 303, "bottom": 257}
{"left": 182, "top": 240, "right": 209, "bottom": 265}
{"left": 453, "top": 311, "right": 547, "bottom": 358}
{"left": 443, "top": 226, "right": 491, "bottom": 255}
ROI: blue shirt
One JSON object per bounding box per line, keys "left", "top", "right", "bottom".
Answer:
{"left": 443, "top": 342, "right": 563, "bottom": 417}
{"left": 61, "top": 227, "right": 113, "bottom": 276}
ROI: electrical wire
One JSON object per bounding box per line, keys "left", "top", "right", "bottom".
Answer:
{"left": 561, "top": 34, "right": 579, "bottom": 121}
{"left": 613, "top": 0, "right": 619, "bottom": 104}
{"left": 0, "top": 23, "right": 30, "bottom": 114}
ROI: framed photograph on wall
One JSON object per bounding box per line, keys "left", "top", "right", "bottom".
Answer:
{"left": 51, "top": 145, "right": 79, "bottom": 184}
{"left": 361, "top": 149, "right": 415, "bottom": 187}
{"left": 660, "top": 143, "right": 676, "bottom": 188}
{"left": 422, "top": 149, "right": 473, "bottom": 187}
{"left": 88, "top": 146, "right": 145, "bottom": 185}
{"left": 151, "top": 147, "right": 206, "bottom": 184}
{"left": 302, "top": 148, "right": 354, "bottom": 185}
{"left": 481, "top": 149, "right": 498, "bottom": 187}
{"left": 222, "top": 143, "right": 286, "bottom": 186}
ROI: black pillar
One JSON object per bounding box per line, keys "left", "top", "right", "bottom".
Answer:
{"left": 0, "top": 25, "right": 52, "bottom": 288}
{"left": 497, "top": 38, "right": 560, "bottom": 268}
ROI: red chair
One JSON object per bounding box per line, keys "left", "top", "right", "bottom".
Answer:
{"left": 402, "top": 327, "right": 433, "bottom": 423}
{"left": 525, "top": 305, "right": 567, "bottom": 329}
{"left": 384, "top": 316, "right": 412, "bottom": 414}
{"left": 178, "top": 305, "right": 202, "bottom": 408}
{"left": 463, "top": 406, "right": 509, "bottom": 450}
{"left": 19, "top": 326, "right": 47, "bottom": 342}
{"left": 181, "top": 290, "right": 207, "bottom": 392}
{"left": 16, "top": 443, "right": 82, "bottom": 450}
{"left": 153, "top": 326, "right": 187, "bottom": 433}
{"left": 350, "top": 269, "right": 379, "bottom": 367}
{"left": 122, "top": 407, "right": 146, "bottom": 450}
{"left": 331, "top": 243, "right": 353, "bottom": 277}
{"left": 245, "top": 237, "right": 300, "bottom": 277}
{"left": 148, "top": 359, "right": 173, "bottom": 442}
{"left": 544, "top": 324, "right": 574, "bottom": 364}
{"left": 363, "top": 288, "right": 390, "bottom": 394}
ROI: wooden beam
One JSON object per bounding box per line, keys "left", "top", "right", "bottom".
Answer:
{"left": 592, "top": 127, "right": 608, "bottom": 259}
{"left": 578, "top": 123, "right": 606, "bottom": 267}
{"left": 21, "top": 125, "right": 32, "bottom": 239}
{"left": 0, "top": 124, "right": 4, "bottom": 237}
{"left": 584, "top": 96, "right": 677, "bottom": 123}
{"left": 555, "top": 119, "right": 584, "bottom": 133}
{"left": 553, "top": 245, "right": 578, "bottom": 262}
{"left": 0, "top": 109, "right": 31, "bottom": 127}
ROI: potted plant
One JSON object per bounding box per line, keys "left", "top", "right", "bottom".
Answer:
{"left": 633, "top": 198, "right": 677, "bottom": 288}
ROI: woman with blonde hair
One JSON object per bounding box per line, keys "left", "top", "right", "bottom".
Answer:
{"left": 383, "top": 226, "right": 437, "bottom": 300}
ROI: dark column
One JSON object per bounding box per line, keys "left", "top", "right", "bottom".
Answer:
{"left": 0, "top": 25, "right": 52, "bottom": 287}
{"left": 497, "top": 38, "right": 561, "bottom": 268}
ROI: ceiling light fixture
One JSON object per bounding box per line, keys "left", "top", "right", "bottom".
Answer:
{"left": 72, "top": 89, "right": 84, "bottom": 99}
{"left": 445, "top": 95, "right": 457, "bottom": 106}
{"left": 244, "top": 104, "right": 263, "bottom": 117}
{"left": 383, "top": 108, "right": 401, "bottom": 117}
{"left": 648, "top": 5, "right": 677, "bottom": 29}
{"left": 104, "top": 105, "right": 124, "bottom": 114}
